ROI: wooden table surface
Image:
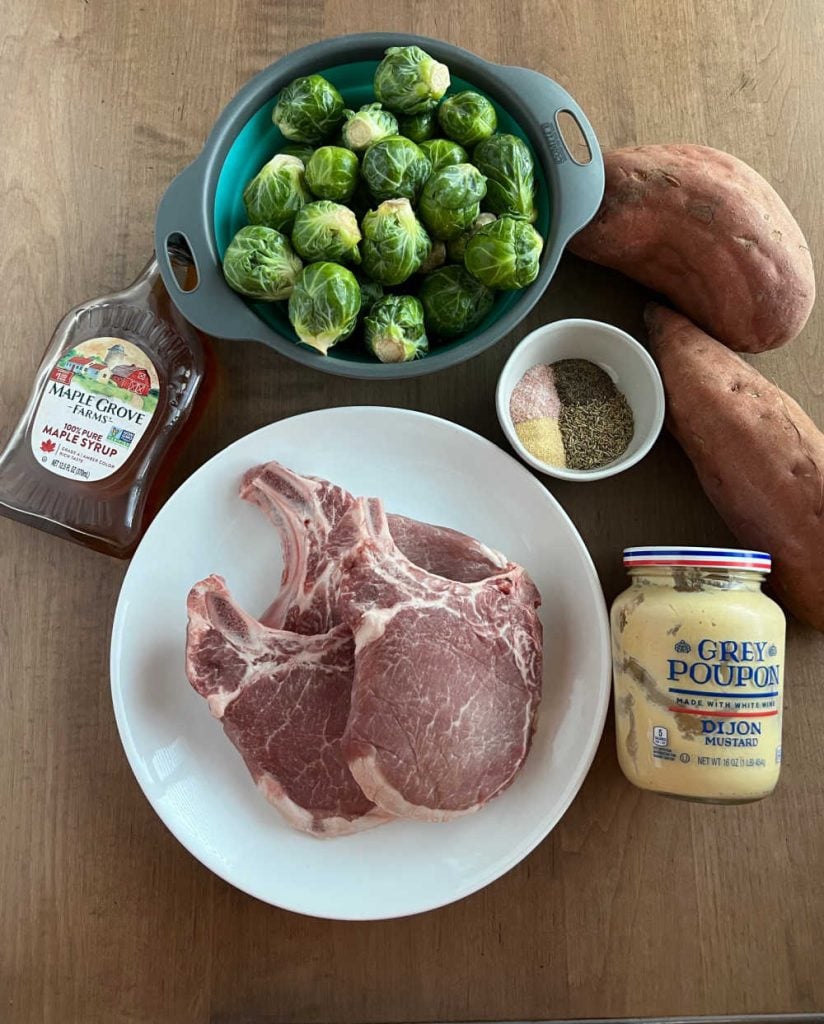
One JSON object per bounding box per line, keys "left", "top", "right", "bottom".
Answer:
{"left": 2, "top": 1, "right": 824, "bottom": 1021}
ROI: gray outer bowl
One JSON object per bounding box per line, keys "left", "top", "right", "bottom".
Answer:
{"left": 155, "top": 33, "right": 605, "bottom": 380}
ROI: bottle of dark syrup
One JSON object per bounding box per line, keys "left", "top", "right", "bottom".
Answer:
{"left": 0, "top": 250, "right": 209, "bottom": 557}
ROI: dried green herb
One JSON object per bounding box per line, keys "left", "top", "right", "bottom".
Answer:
{"left": 548, "top": 359, "right": 636, "bottom": 469}
{"left": 559, "top": 393, "right": 634, "bottom": 469}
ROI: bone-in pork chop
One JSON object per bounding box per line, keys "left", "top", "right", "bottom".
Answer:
{"left": 239, "top": 461, "right": 509, "bottom": 634}
{"left": 338, "top": 498, "right": 543, "bottom": 822}
{"left": 186, "top": 575, "right": 391, "bottom": 837}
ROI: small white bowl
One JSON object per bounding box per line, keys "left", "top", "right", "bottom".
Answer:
{"left": 496, "top": 318, "right": 665, "bottom": 481}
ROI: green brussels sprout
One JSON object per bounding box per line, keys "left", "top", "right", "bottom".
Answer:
{"left": 364, "top": 295, "right": 429, "bottom": 363}
{"left": 418, "top": 138, "right": 468, "bottom": 172}
{"left": 361, "top": 136, "right": 432, "bottom": 202}
{"left": 341, "top": 103, "right": 398, "bottom": 151}
{"left": 397, "top": 109, "right": 436, "bottom": 143}
{"left": 291, "top": 201, "right": 362, "bottom": 264}
{"left": 373, "top": 45, "right": 450, "bottom": 114}
{"left": 418, "top": 163, "right": 487, "bottom": 241}
{"left": 418, "top": 240, "right": 446, "bottom": 274}
{"left": 472, "top": 133, "right": 537, "bottom": 221}
{"left": 222, "top": 225, "right": 303, "bottom": 301}
{"left": 272, "top": 75, "right": 345, "bottom": 144}
{"left": 288, "top": 261, "right": 361, "bottom": 354}
{"left": 446, "top": 212, "right": 497, "bottom": 262}
{"left": 356, "top": 275, "right": 384, "bottom": 314}
{"left": 437, "top": 91, "right": 497, "bottom": 147}
{"left": 304, "top": 146, "right": 359, "bottom": 202}
{"left": 361, "top": 198, "right": 431, "bottom": 286}
{"left": 280, "top": 143, "right": 315, "bottom": 165}
{"left": 243, "top": 153, "right": 310, "bottom": 232}
{"left": 464, "top": 215, "right": 544, "bottom": 290}
{"left": 419, "top": 265, "right": 495, "bottom": 338}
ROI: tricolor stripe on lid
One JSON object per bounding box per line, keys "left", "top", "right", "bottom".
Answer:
{"left": 623, "top": 546, "right": 771, "bottom": 572}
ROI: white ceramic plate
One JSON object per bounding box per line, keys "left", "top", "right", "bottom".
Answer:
{"left": 110, "top": 407, "right": 610, "bottom": 920}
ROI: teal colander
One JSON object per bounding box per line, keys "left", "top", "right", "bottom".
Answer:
{"left": 155, "top": 33, "right": 604, "bottom": 379}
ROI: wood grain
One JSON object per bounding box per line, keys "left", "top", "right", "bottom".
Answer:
{"left": 1, "top": 1, "right": 823, "bottom": 1021}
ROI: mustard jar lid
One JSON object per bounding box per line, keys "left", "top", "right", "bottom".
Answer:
{"left": 623, "top": 546, "right": 772, "bottom": 572}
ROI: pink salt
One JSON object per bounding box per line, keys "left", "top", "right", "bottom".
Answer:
{"left": 509, "top": 363, "right": 561, "bottom": 424}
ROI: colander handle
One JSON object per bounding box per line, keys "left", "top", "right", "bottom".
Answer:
{"left": 154, "top": 158, "right": 271, "bottom": 342}
{"left": 494, "top": 65, "right": 605, "bottom": 244}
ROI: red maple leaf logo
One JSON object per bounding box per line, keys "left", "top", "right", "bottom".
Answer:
{"left": 40, "top": 439, "right": 56, "bottom": 453}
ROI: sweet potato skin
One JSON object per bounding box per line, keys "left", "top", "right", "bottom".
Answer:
{"left": 571, "top": 145, "right": 815, "bottom": 353}
{"left": 647, "top": 303, "right": 824, "bottom": 631}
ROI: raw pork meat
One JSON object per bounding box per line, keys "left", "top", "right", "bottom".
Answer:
{"left": 186, "top": 575, "right": 390, "bottom": 837}
{"left": 240, "top": 464, "right": 353, "bottom": 634}
{"left": 384, "top": 515, "right": 509, "bottom": 585}
{"left": 186, "top": 462, "right": 519, "bottom": 837}
{"left": 239, "top": 461, "right": 509, "bottom": 633}
{"left": 337, "top": 498, "right": 543, "bottom": 821}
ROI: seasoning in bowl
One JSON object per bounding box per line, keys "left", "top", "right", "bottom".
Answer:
{"left": 509, "top": 358, "right": 634, "bottom": 470}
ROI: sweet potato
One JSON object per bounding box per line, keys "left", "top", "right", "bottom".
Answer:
{"left": 647, "top": 303, "right": 824, "bottom": 631}
{"left": 571, "top": 145, "right": 815, "bottom": 353}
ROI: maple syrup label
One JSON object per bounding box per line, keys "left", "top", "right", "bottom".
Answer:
{"left": 30, "top": 338, "right": 159, "bottom": 482}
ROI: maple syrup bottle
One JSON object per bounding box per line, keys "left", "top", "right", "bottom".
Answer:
{"left": 0, "top": 251, "right": 209, "bottom": 557}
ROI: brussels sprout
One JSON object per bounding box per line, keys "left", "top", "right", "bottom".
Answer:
{"left": 464, "top": 215, "right": 544, "bottom": 290}
{"left": 341, "top": 102, "right": 398, "bottom": 152}
{"left": 397, "top": 109, "right": 436, "bottom": 143}
{"left": 472, "top": 133, "right": 537, "bottom": 221}
{"left": 437, "top": 91, "right": 497, "bottom": 147}
{"left": 373, "top": 45, "right": 450, "bottom": 114}
{"left": 361, "top": 198, "right": 431, "bottom": 286}
{"left": 356, "top": 275, "right": 384, "bottom": 314}
{"left": 419, "top": 265, "right": 494, "bottom": 338}
{"left": 272, "top": 74, "right": 345, "bottom": 144}
{"left": 288, "top": 261, "right": 361, "bottom": 354}
{"left": 222, "top": 225, "right": 303, "bottom": 301}
{"left": 446, "top": 212, "right": 497, "bottom": 262}
{"left": 280, "top": 143, "right": 315, "bottom": 165}
{"left": 418, "top": 240, "right": 446, "bottom": 274}
{"left": 418, "top": 138, "right": 468, "bottom": 172}
{"left": 364, "top": 295, "right": 429, "bottom": 363}
{"left": 361, "top": 136, "right": 432, "bottom": 202}
{"left": 418, "top": 163, "right": 487, "bottom": 241}
{"left": 243, "top": 153, "right": 310, "bottom": 232}
{"left": 304, "top": 146, "right": 359, "bottom": 202}
{"left": 291, "top": 201, "right": 362, "bottom": 264}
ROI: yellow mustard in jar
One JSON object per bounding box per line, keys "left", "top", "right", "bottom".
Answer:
{"left": 611, "top": 547, "right": 785, "bottom": 804}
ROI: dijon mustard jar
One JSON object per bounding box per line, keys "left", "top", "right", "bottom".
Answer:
{"left": 610, "top": 547, "right": 786, "bottom": 804}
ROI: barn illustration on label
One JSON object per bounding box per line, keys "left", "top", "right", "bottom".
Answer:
{"left": 50, "top": 338, "right": 160, "bottom": 413}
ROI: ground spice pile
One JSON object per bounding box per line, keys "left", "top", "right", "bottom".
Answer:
{"left": 509, "top": 358, "right": 634, "bottom": 469}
